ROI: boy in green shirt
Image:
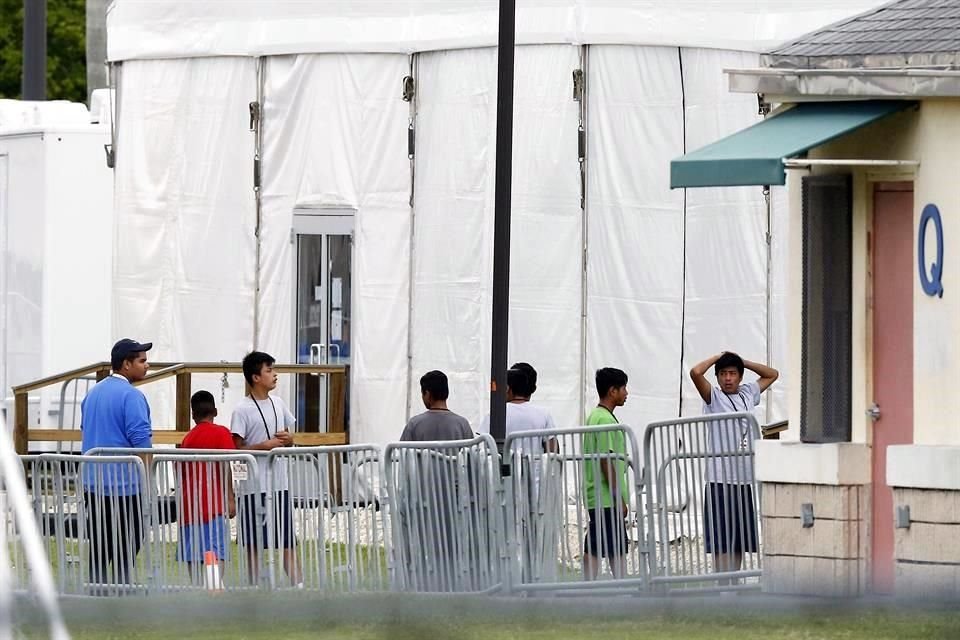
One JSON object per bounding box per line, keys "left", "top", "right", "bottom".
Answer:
{"left": 582, "top": 367, "right": 630, "bottom": 579}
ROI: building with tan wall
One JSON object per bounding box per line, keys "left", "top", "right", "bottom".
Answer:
{"left": 673, "top": 0, "right": 960, "bottom": 597}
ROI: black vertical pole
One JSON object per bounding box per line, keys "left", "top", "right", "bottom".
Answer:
{"left": 22, "top": 0, "right": 47, "bottom": 100}
{"left": 489, "top": 0, "right": 516, "bottom": 448}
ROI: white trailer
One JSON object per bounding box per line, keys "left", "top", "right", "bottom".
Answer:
{"left": 0, "top": 100, "right": 113, "bottom": 447}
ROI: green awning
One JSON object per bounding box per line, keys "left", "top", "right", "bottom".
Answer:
{"left": 670, "top": 100, "right": 915, "bottom": 189}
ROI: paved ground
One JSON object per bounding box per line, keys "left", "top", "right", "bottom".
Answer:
{"left": 16, "top": 592, "right": 960, "bottom": 639}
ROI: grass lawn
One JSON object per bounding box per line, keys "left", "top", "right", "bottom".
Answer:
{"left": 16, "top": 593, "right": 960, "bottom": 640}
{"left": 24, "top": 538, "right": 388, "bottom": 592}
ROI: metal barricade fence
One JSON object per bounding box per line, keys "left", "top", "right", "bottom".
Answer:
{"left": 643, "top": 413, "right": 762, "bottom": 593}
{"left": 29, "top": 453, "right": 150, "bottom": 596}
{"left": 503, "top": 425, "right": 648, "bottom": 594}
{"left": 88, "top": 447, "right": 269, "bottom": 594}
{"left": 88, "top": 446, "right": 390, "bottom": 594}
{"left": 150, "top": 451, "right": 261, "bottom": 592}
{"left": 22, "top": 415, "right": 764, "bottom": 599}
{"left": 384, "top": 435, "right": 502, "bottom": 593}
{"left": 55, "top": 375, "right": 97, "bottom": 454}
{"left": 267, "top": 446, "right": 389, "bottom": 593}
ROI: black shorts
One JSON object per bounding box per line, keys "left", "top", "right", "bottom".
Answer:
{"left": 583, "top": 507, "right": 630, "bottom": 559}
{"left": 239, "top": 491, "right": 296, "bottom": 549}
{"left": 703, "top": 483, "right": 758, "bottom": 554}
{"left": 83, "top": 492, "right": 143, "bottom": 585}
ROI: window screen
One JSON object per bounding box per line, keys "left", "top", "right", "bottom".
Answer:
{"left": 801, "top": 174, "right": 852, "bottom": 443}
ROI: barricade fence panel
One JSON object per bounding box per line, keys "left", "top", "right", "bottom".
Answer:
{"left": 24, "top": 454, "right": 151, "bottom": 596}
{"left": 151, "top": 452, "right": 261, "bottom": 592}
{"left": 19, "top": 418, "right": 761, "bottom": 597}
{"left": 504, "top": 425, "right": 648, "bottom": 594}
{"left": 384, "top": 435, "right": 502, "bottom": 594}
{"left": 267, "top": 446, "right": 389, "bottom": 592}
{"left": 89, "top": 446, "right": 390, "bottom": 595}
{"left": 643, "top": 413, "right": 763, "bottom": 593}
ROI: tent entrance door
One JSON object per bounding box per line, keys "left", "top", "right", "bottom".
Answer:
{"left": 292, "top": 208, "right": 355, "bottom": 432}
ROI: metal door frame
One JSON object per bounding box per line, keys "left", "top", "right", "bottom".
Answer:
{"left": 291, "top": 205, "right": 356, "bottom": 430}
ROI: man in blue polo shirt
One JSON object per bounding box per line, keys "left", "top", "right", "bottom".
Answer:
{"left": 81, "top": 338, "right": 153, "bottom": 590}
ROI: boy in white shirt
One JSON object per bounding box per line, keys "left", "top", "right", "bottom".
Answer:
{"left": 689, "top": 351, "right": 778, "bottom": 580}
{"left": 230, "top": 351, "right": 303, "bottom": 587}
{"left": 480, "top": 363, "right": 561, "bottom": 581}
{"left": 479, "top": 362, "right": 558, "bottom": 453}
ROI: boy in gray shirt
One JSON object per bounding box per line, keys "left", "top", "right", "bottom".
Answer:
{"left": 401, "top": 370, "right": 473, "bottom": 441}
{"left": 230, "top": 351, "right": 302, "bottom": 587}
{"left": 397, "top": 369, "right": 472, "bottom": 590}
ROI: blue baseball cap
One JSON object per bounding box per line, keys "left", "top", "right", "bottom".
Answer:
{"left": 111, "top": 338, "right": 153, "bottom": 361}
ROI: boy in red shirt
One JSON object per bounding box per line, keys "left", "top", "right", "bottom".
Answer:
{"left": 177, "top": 390, "right": 236, "bottom": 581}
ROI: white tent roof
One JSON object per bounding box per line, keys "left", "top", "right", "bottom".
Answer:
{"left": 107, "top": 0, "right": 890, "bottom": 61}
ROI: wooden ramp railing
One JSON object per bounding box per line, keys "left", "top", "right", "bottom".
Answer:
{"left": 10, "top": 362, "right": 348, "bottom": 454}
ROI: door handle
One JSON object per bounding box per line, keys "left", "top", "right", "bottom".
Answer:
{"left": 867, "top": 402, "right": 881, "bottom": 421}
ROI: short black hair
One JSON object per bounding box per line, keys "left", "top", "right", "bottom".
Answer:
{"left": 190, "top": 390, "right": 217, "bottom": 420}
{"left": 242, "top": 351, "right": 275, "bottom": 386}
{"left": 714, "top": 352, "right": 745, "bottom": 377}
{"left": 595, "top": 367, "right": 628, "bottom": 398}
{"left": 111, "top": 352, "right": 139, "bottom": 372}
{"left": 507, "top": 362, "right": 537, "bottom": 398}
{"left": 420, "top": 370, "right": 449, "bottom": 401}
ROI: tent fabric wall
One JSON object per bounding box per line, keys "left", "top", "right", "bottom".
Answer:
{"left": 585, "top": 46, "right": 685, "bottom": 434}
{"left": 678, "top": 48, "right": 771, "bottom": 419}
{"left": 110, "top": 44, "right": 791, "bottom": 446}
{"left": 505, "top": 46, "right": 583, "bottom": 431}
{"left": 409, "top": 47, "right": 498, "bottom": 427}
{"left": 677, "top": 48, "right": 788, "bottom": 423}
{"left": 411, "top": 45, "right": 583, "bottom": 433}
{"left": 113, "top": 57, "right": 257, "bottom": 428}
{"left": 258, "top": 54, "right": 411, "bottom": 445}
{"left": 107, "top": 1, "right": 891, "bottom": 61}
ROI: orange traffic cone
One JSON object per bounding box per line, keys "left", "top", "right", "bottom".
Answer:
{"left": 204, "top": 550, "right": 222, "bottom": 591}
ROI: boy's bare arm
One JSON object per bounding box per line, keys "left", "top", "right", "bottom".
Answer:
{"left": 599, "top": 457, "right": 627, "bottom": 516}
{"left": 225, "top": 464, "right": 237, "bottom": 519}
{"left": 744, "top": 359, "right": 779, "bottom": 392}
{"left": 690, "top": 353, "right": 723, "bottom": 404}
{"left": 545, "top": 437, "right": 559, "bottom": 454}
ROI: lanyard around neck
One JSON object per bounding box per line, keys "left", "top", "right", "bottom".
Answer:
{"left": 252, "top": 396, "right": 278, "bottom": 440}
{"left": 720, "top": 390, "right": 752, "bottom": 450}
{"left": 722, "top": 389, "right": 748, "bottom": 413}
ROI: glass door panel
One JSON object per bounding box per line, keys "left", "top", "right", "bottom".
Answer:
{"left": 293, "top": 219, "right": 354, "bottom": 432}
{"left": 327, "top": 235, "right": 352, "bottom": 367}
{"left": 295, "top": 235, "right": 326, "bottom": 431}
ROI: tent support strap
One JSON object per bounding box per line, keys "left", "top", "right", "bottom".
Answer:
{"left": 578, "top": 44, "right": 589, "bottom": 426}
{"left": 405, "top": 53, "right": 418, "bottom": 422}
{"left": 252, "top": 57, "right": 265, "bottom": 349}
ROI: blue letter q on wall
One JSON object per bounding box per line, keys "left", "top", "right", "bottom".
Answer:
{"left": 918, "top": 203, "right": 944, "bottom": 298}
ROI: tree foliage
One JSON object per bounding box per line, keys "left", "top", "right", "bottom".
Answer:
{"left": 0, "top": 0, "right": 87, "bottom": 103}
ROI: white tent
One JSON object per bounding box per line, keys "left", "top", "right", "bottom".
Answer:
{"left": 105, "top": 1, "right": 887, "bottom": 446}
